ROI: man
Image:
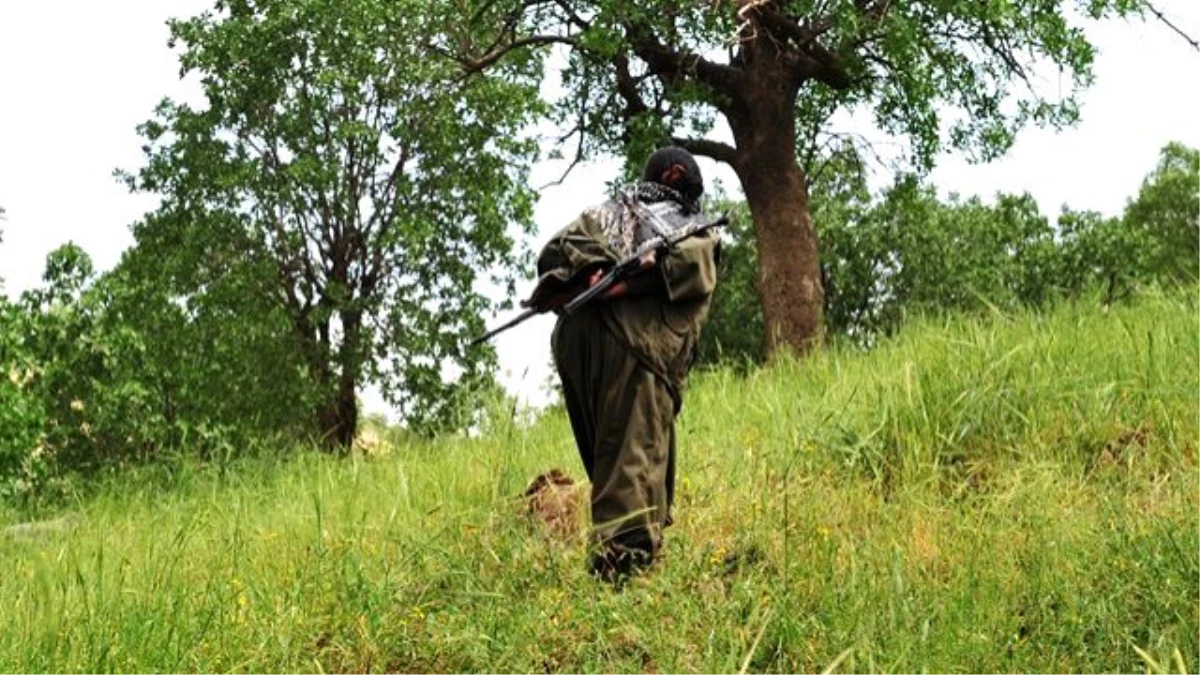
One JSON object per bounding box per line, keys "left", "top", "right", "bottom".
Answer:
{"left": 523, "top": 146, "right": 720, "bottom": 582}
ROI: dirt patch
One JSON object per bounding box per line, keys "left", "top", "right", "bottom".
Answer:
{"left": 523, "top": 469, "right": 586, "bottom": 538}
{"left": 1093, "top": 423, "right": 1152, "bottom": 472}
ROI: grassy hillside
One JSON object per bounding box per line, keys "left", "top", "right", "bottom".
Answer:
{"left": 1, "top": 289, "right": 1197, "bottom": 673}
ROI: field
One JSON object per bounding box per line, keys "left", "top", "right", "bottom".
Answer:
{"left": 1, "top": 289, "right": 1197, "bottom": 673}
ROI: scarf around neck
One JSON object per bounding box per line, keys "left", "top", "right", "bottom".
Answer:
{"left": 591, "top": 181, "right": 700, "bottom": 258}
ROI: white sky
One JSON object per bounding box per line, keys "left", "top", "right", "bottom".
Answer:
{"left": 2, "top": 1, "right": 1198, "bottom": 417}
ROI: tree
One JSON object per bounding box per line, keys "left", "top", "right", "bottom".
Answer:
{"left": 1056, "top": 206, "right": 1147, "bottom": 303}
{"left": 0, "top": 216, "right": 46, "bottom": 499}
{"left": 883, "top": 186, "right": 1056, "bottom": 313}
{"left": 0, "top": 246, "right": 136, "bottom": 492}
{"left": 806, "top": 143, "right": 895, "bottom": 339}
{"left": 0, "top": 296, "right": 47, "bottom": 500}
{"left": 16, "top": 245, "right": 128, "bottom": 471}
{"left": 445, "top": 0, "right": 1142, "bottom": 357}
{"left": 699, "top": 148, "right": 1092, "bottom": 359}
{"left": 121, "top": 0, "right": 543, "bottom": 448}
{"left": 1123, "top": 141, "right": 1199, "bottom": 283}
{"left": 106, "top": 246, "right": 316, "bottom": 456}
{"left": 700, "top": 142, "right": 892, "bottom": 362}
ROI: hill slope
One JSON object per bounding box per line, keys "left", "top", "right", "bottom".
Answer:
{"left": 2, "top": 289, "right": 1197, "bottom": 673}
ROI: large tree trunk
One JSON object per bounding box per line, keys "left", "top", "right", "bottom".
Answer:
{"left": 302, "top": 309, "right": 361, "bottom": 453}
{"left": 737, "top": 153, "right": 824, "bottom": 357}
{"left": 316, "top": 310, "right": 363, "bottom": 452}
{"left": 316, "top": 372, "right": 357, "bottom": 452}
{"left": 727, "top": 69, "right": 825, "bottom": 357}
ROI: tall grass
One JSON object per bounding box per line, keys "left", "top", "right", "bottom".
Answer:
{"left": 1, "top": 289, "right": 1196, "bottom": 673}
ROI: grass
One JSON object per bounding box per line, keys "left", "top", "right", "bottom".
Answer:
{"left": 1, "top": 288, "right": 1197, "bottom": 673}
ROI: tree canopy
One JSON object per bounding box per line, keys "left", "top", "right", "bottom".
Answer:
{"left": 120, "top": 0, "right": 545, "bottom": 445}
{"left": 444, "top": 0, "right": 1145, "bottom": 356}
{"left": 1123, "top": 141, "right": 1199, "bottom": 283}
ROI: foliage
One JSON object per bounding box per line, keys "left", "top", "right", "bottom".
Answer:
{"left": 119, "top": 0, "right": 544, "bottom": 444}
{"left": 112, "top": 225, "right": 319, "bottom": 450}
{"left": 1054, "top": 207, "right": 1141, "bottom": 304}
{"left": 0, "top": 245, "right": 144, "bottom": 501}
{"left": 1, "top": 288, "right": 1195, "bottom": 673}
{"left": 807, "top": 145, "right": 902, "bottom": 338}
{"left": 1123, "top": 141, "right": 1200, "bottom": 283}
{"left": 443, "top": 0, "right": 1145, "bottom": 354}
{"left": 695, "top": 199, "right": 760, "bottom": 368}
{"left": 0, "top": 299, "right": 48, "bottom": 501}
{"left": 0, "top": 249, "right": 162, "bottom": 499}
{"left": 885, "top": 186, "right": 1054, "bottom": 313}
{"left": 0, "top": 225, "right": 45, "bottom": 499}
{"left": 0, "top": 241, "right": 313, "bottom": 503}
{"left": 698, "top": 141, "right": 1199, "bottom": 363}
{"left": 452, "top": 0, "right": 1143, "bottom": 170}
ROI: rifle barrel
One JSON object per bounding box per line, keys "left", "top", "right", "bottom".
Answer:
{"left": 468, "top": 307, "right": 540, "bottom": 347}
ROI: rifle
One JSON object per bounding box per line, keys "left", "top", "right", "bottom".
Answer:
{"left": 468, "top": 212, "right": 728, "bottom": 348}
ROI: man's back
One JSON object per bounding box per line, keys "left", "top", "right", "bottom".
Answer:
{"left": 538, "top": 146, "right": 719, "bottom": 582}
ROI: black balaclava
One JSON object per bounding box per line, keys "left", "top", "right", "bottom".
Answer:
{"left": 640, "top": 146, "right": 704, "bottom": 206}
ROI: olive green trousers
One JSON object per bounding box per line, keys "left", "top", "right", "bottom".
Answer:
{"left": 551, "top": 308, "right": 676, "bottom": 569}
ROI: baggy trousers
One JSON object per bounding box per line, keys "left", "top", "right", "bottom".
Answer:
{"left": 551, "top": 308, "right": 676, "bottom": 561}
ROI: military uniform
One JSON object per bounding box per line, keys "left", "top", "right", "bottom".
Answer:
{"left": 529, "top": 201, "right": 719, "bottom": 578}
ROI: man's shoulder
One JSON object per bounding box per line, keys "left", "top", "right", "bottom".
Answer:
{"left": 580, "top": 198, "right": 619, "bottom": 223}
{"left": 554, "top": 199, "right": 618, "bottom": 240}
{"left": 543, "top": 206, "right": 600, "bottom": 241}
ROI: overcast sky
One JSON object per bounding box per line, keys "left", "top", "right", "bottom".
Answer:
{"left": 1, "top": 1, "right": 1197, "bottom": 416}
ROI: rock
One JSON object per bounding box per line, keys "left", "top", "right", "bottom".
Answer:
{"left": 4, "top": 512, "right": 83, "bottom": 539}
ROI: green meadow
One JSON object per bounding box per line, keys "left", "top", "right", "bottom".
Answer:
{"left": 2, "top": 289, "right": 1196, "bottom": 673}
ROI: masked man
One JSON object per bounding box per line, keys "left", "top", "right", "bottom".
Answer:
{"left": 524, "top": 146, "right": 720, "bottom": 581}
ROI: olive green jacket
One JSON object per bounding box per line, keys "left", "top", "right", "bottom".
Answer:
{"left": 526, "top": 208, "right": 720, "bottom": 407}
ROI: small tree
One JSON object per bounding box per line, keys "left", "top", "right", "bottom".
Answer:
{"left": 695, "top": 199, "right": 761, "bottom": 367}
{"left": 1056, "top": 208, "right": 1147, "bottom": 305}
{"left": 1123, "top": 142, "right": 1199, "bottom": 284}
{"left": 0, "top": 299, "right": 47, "bottom": 500}
{"left": 122, "top": 0, "right": 543, "bottom": 448}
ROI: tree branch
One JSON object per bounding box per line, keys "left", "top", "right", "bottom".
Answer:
{"left": 755, "top": 6, "right": 850, "bottom": 89}
{"left": 670, "top": 136, "right": 742, "bottom": 170}
{"left": 831, "top": 0, "right": 895, "bottom": 66}
{"left": 551, "top": 0, "right": 591, "bottom": 30}
{"left": 797, "top": 102, "right": 838, "bottom": 174}
{"left": 537, "top": 115, "right": 588, "bottom": 189}
{"left": 819, "top": 130, "right": 903, "bottom": 177}
{"left": 459, "top": 34, "right": 580, "bottom": 72}
{"left": 613, "top": 53, "right": 651, "bottom": 117}
{"left": 1143, "top": 0, "right": 1200, "bottom": 51}
{"left": 625, "top": 23, "right": 743, "bottom": 96}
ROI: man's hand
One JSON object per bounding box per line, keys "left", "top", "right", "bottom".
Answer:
{"left": 587, "top": 268, "right": 625, "bottom": 299}
{"left": 588, "top": 251, "right": 657, "bottom": 300}
{"left": 587, "top": 267, "right": 605, "bottom": 288}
